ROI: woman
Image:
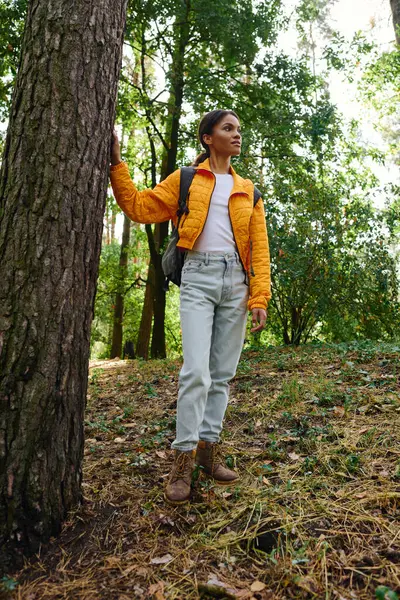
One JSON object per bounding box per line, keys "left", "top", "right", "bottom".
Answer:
{"left": 110, "top": 109, "right": 271, "bottom": 505}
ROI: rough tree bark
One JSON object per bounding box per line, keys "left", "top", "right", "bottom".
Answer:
{"left": 0, "top": 0, "right": 127, "bottom": 562}
{"left": 390, "top": 0, "right": 400, "bottom": 44}
{"left": 110, "top": 214, "right": 131, "bottom": 358}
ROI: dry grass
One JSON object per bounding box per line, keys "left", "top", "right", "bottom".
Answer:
{"left": 4, "top": 342, "right": 400, "bottom": 599}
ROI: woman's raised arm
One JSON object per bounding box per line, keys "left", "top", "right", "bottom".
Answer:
{"left": 109, "top": 131, "right": 180, "bottom": 225}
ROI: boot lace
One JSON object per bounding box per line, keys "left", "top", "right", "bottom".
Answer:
{"left": 210, "top": 443, "right": 223, "bottom": 473}
{"left": 171, "top": 452, "right": 191, "bottom": 482}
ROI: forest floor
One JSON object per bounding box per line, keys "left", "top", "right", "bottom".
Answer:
{"left": 6, "top": 342, "right": 400, "bottom": 600}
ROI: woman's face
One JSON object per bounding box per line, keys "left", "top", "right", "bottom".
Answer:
{"left": 203, "top": 114, "right": 241, "bottom": 158}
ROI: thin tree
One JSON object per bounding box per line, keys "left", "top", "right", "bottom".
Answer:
{"left": 110, "top": 214, "right": 131, "bottom": 358}
{"left": 390, "top": 0, "right": 400, "bottom": 44}
{"left": 0, "top": 0, "right": 127, "bottom": 563}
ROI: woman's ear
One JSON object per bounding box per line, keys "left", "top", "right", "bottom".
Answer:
{"left": 202, "top": 133, "right": 212, "bottom": 148}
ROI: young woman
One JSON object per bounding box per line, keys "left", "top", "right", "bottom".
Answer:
{"left": 110, "top": 109, "right": 271, "bottom": 505}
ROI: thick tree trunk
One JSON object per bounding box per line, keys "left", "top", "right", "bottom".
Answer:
{"left": 391, "top": 0, "right": 400, "bottom": 44}
{"left": 110, "top": 214, "right": 131, "bottom": 358}
{"left": 0, "top": 0, "right": 127, "bottom": 562}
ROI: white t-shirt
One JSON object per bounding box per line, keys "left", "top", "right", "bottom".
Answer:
{"left": 192, "top": 174, "right": 235, "bottom": 252}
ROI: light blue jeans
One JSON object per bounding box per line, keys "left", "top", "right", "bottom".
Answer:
{"left": 172, "top": 251, "right": 249, "bottom": 451}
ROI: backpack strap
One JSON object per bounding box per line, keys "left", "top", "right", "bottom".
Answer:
{"left": 178, "top": 166, "right": 196, "bottom": 220}
{"left": 253, "top": 186, "right": 262, "bottom": 207}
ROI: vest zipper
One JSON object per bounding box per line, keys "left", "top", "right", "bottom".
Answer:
{"left": 228, "top": 194, "right": 248, "bottom": 277}
{"left": 191, "top": 175, "right": 216, "bottom": 244}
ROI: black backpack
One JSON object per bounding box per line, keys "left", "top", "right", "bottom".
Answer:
{"left": 162, "top": 167, "right": 262, "bottom": 289}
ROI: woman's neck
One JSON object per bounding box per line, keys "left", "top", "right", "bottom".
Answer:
{"left": 209, "top": 154, "right": 231, "bottom": 174}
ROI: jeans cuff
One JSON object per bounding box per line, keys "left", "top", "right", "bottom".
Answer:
{"left": 171, "top": 444, "right": 197, "bottom": 451}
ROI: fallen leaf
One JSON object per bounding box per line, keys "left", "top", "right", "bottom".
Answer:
{"left": 333, "top": 406, "right": 345, "bottom": 417}
{"left": 114, "top": 437, "right": 125, "bottom": 443}
{"left": 235, "top": 591, "right": 253, "bottom": 599}
{"left": 358, "top": 427, "right": 370, "bottom": 435}
{"left": 250, "top": 581, "right": 266, "bottom": 592}
{"left": 295, "top": 575, "right": 318, "bottom": 594}
{"left": 199, "top": 577, "right": 239, "bottom": 597}
{"left": 355, "top": 491, "right": 367, "bottom": 499}
{"left": 262, "top": 477, "right": 271, "bottom": 485}
{"left": 222, "top": 491, "right": 233, "bottom": 498}
{"left": 155, "top": 450, "right": 167, "bottom": 459}
{"left": 149, "top": 581, "right": 165, "bottom": 600}
{"left": 207, "top": 577, "right": 228, "bottom": 588}
{"left": 105, "top": 556, "right": 121, "bottom": 567}
{"left": 122, "top": 565, "right": 136, "bottom": 576}
{"left": 288, "top": 452, "right": 300, "bottom": 461}
{"left": 150, "top": 554, "right": 173, "bottom": 565}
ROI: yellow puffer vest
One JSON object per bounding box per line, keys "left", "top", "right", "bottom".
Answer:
{"left": 110, "top": 158, "right": 271, "bottom": 310}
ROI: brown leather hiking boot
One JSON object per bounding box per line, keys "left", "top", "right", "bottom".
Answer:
{"left": 165, "top": 449, "right": 195, "bottom": 505}
{"left": 196, "top": 441, "right": 239, "bottom": 485}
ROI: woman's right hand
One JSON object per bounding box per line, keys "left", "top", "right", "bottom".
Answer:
{"left": 110, "top": 129, "right": 122, "bottom": 166}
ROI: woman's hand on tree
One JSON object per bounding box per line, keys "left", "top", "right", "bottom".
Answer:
{"left": 251, "top": 308, "right": 267, "bottom": 333}
{"left": 110, "top": 130, "right": 122, "bottom": 166}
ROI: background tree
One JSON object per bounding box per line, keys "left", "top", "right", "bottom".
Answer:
{"left": 0, "top": 0, "right": 128, "bottom": 562}
{"left": 0, "top": 1, "right": 27, "bottom": 116}
{"left": 91, "top": 0, "right": 399, "bottom": 356}
{"left": 116, "top": 0, "right": 282, "bottom": 359}
{"left": 390, "top": 0, "right": 400, "bottom": 44}
{"left": 110, "top": 214, "right": 132, "bottom": 358}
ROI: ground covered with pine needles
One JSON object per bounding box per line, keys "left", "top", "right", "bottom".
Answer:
{"left": 5, "top": 342, "right": 400, "bottom": 600}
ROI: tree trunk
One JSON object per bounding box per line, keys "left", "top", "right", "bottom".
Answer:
{"left": 111, "top": 203, "right": 118, "bottom": 242}
{"left": 105, "top": 200, "right": 111, "bottom": 244}
{"left": 136, "top": 261, "right": 155, "bottom": 360}
{"left": 390, "top": 0, "right": 400, "bottom": 44}
{"left": 0, "top": 0, "right": 127, "bottom": 562}
{"left": 150, "top": 221, "right": 169, "bottom": 358}
{"left": 110, "top": 214, "right": 131, "bottom": 358}
{"left": 149, "top": 5, "right": 191, "bottom": 358}
{"left": 135, "top": 126, "right": 157, "bottom": 359}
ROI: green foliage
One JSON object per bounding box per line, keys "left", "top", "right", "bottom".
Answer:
{"left": 375, "top": 586, "right": 399, "bottom": 600}
{"left": 0, "top": 576, "right": 18, "bottom": 592}
{"left": 360, "top": 48, "right": 400, "bottom": 164}
{"left": 0, "top": 0, "right": 27, "bottom": 122}
{"left": 3, "top": 0, "right": 397, "bottom": 354}
{"left": 106, "top": 0, "right": 400, "bottom": 352}
{"left": 91, "top": 225, "right": 147, "bottom": 358}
